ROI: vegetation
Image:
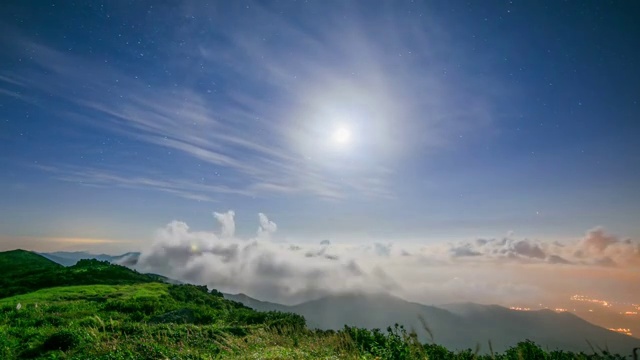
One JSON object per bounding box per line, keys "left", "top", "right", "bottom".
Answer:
{"left": 0, "top": 250, "right": 160, "bottom": 299}
{"left": 0, "top": 250, "right": 633, "bottom": 359}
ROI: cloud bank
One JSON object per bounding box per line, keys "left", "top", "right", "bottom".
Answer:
{"left": 449, "top": 228, "right": 640, "bottom": 267}
{"left": 135, "top": 210, "right": 640, "bottom": 306}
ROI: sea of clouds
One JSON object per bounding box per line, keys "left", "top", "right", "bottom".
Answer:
{"left": 132, "top": 211, "right": 639, "bottom": 306}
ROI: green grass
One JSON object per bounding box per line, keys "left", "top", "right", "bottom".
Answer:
{"left": 0, "top": 283, "right": 168, "bottom": 305}
{"left": 1, "top": 283, "right": 631, "bottom": 360}
{"left": 0, "top": 250, "right": 157, "bottom": 299}
{"left": 0, "top": 281, "right": 310, "bottom": 359}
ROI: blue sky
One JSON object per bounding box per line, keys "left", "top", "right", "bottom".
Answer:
{"left": 1, "top": 1, "right": 639, "bottom": 252}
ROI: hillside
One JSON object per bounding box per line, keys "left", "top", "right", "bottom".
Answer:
{"left": 0, "top": 282, "right": 309, "bottom": 359}
{"left": 226, "top": 292, "right": 640, "bottom": 354}
{"left": 0, "top": 249, "right": 62, "bottom": 273}
{"left": 1, "top": 250, "right": 637, "bottom": 359}
{"left": 0, "top": 250, "right": 156, "bottom": 299}
{"left": 0, "top": 250, "right": 64, "bottom": 298}
{"left": 439, "top": 303, "right": 640, "bottom": 354}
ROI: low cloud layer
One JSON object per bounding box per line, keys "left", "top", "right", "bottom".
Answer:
{"left": 135, "top": 211, "right": 639, "bottom": 306}
{"left": 450, "top": 228, "right": 640, "bottom": 267}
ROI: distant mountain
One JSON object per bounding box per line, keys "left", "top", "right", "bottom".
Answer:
{"left": 439, "top": 302, "right": 640, "bottom": 353}
{"left": 224, "top": 293, "right": 292, "bottom": 313}
{"left": 226, "top": 292, "right": 640, "bottom": 354}
{"left": 39, "top": 251, "right": 140, "bottom": 266}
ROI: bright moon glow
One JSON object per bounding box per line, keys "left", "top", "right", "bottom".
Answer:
{"left": 331, "top": 126, "right": 352, "bottom": 145}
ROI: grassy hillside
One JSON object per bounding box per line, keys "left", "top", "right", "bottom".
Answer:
{"left": 0, "top": 282, "right": 309, "bottom": 359}
{"left": 0, "top": 250, "right": 63, "bottom": 298}
{"left": 0, "top": 250, "right": 158, "bottom": 299}
{"left": 0, "top": 250, "right": 634, "bottom": 359}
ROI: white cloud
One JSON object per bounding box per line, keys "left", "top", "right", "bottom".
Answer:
{"left": 449, "top": 227, "right": 640, "bottom": 267}
{"left": 213, "top": 211, "right": 236, "bottom": 239}
{"left": 257, "top": 213, "right": 277, "bottom": 238}
{"left": 135, "top": 210, "right": 640, "bottom": 307}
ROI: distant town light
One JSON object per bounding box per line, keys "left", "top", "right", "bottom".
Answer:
{"left": 608, "top": 328, "right": 632, "bottom": 336}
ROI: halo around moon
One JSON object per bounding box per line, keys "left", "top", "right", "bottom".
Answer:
{"left": 331, "top": 125, "right": 352, "bottom": 146}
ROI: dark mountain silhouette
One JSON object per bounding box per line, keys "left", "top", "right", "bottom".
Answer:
{"left": 226, "top": 292, "right": 640, "bottom": 354}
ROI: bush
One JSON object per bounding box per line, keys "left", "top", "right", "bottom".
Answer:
{"left": 265, "top": 311, "right": 306, "bottom": 330}
{"left": 42, "top": 329, "right": 82, "bottom": 351}
{"left": 220, "top": 326, "right": 248, "bottom": 337}
{"left": 168, "top": 284, "right": 210, "bottom": 304}
{"left": 344, "top": 324, "right": 412, "bottom": 360}
{"left": 504, "top": 340, "right": 548, "bottom": 360}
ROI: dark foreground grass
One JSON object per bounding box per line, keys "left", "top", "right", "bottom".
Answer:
{"left": 0, "top": 283, "right": 632, "bottom": 360}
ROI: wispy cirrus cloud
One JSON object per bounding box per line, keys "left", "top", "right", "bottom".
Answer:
{"left": 1, "top": 36, "right": 391, "bottom": 201}
{"left": 1, "top": 1, "right": 503, "bottom": 202}
{"left": 35, "top": 164, "right": 251, "bottom": 203}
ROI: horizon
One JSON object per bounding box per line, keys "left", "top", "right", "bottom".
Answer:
{"left": 1, "top": 0, "right": 639, "bottom": 341}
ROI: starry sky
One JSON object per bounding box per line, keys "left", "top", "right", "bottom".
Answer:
{"left": 1, "top": 1, "right": 639, "bottom": 252}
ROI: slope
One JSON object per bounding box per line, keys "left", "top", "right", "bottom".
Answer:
{"left": 0, "top": 249, "right": 64, "bottom": 298}
{"left": 439, "top": 302, "right": 640, "bottom": 354}
{"left": 1, "top": 249, "right": 636, "bottom": 359}
{"left": 0, "top": 250, "right": 156, "bottom": 299}
{"left": 229, "top": 292, "right": 640, "bottom": 354}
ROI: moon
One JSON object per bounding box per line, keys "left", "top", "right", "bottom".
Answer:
{"left": 331, "top": 125, "right": 352, "bottom": 146}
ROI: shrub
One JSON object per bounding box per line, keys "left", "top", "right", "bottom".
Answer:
{"left": 343, "top": 324, "right": 412, "bottom": 360}
{"left": 265, "top": 311, "right": 306, "bottom": 331}
{"left": 505, "top": 340, "right": 548, "bottom": 360}
{"left": 168, "top": 284, "right": 210, "bottom": 304}
{"left": 221, "top": 326, "right": 248, "bottom": 337}
{"left": 42, "top": 329, "right": 83, "bottom": 351}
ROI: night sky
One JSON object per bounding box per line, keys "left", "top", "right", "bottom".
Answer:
{"left": 1, "top": 1, "right": 639, "bottom": 250}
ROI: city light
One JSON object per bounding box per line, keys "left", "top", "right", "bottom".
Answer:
{"left": 570, "top": 295, "right": 613, "bottom": 307}
{"left": 608, "top": 328, "right": 633, "bottom": 336}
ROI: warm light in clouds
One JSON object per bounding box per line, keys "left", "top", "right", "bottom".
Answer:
{"left": 0, "top": 235, "right": 129, "bottom": 252}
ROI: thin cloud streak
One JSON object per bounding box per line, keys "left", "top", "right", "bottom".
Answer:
{"left": 35, "top": 164, "right": 253, "bottom": 203}
{"left": 1, "top": 1, "right": 504, "bottom": 202}
{"left": 1, "top": 39, "right": 389, "bottom": 200}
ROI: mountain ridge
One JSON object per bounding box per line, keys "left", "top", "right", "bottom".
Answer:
{"left": 39, "top": 250, "right": 141, "bottom": 266}
{"left": 225, "top": 291, "right": 640, "bottom": 354}
{"left": 4, "top": 250, "right": 638, "bottom": 355}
